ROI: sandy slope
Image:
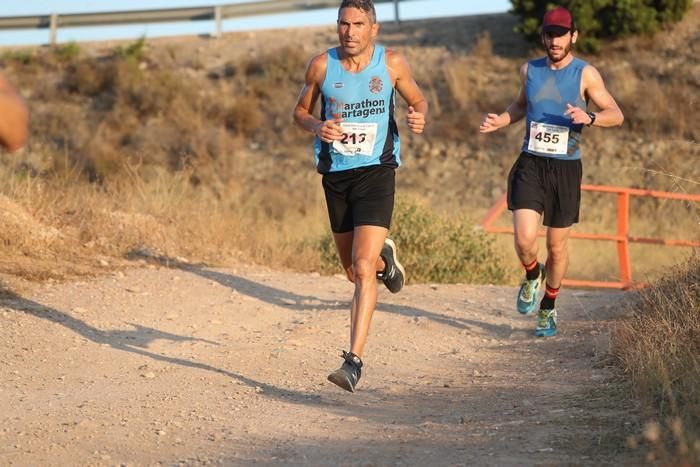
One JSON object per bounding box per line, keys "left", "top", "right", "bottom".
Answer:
{"left": 1, "top": 263, "right": 642, "bottom": 466}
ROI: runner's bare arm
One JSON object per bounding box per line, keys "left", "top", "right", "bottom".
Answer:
{"left": 0, "top": 73, "right": 28, "bottom": 152}
{"left": 479, "top": 62, "right": 528, "bottom": 134}
{"left": 293, "top": 53, "right": 343, "bottom": 143}
{"left": 564, "top": 65, "right": 624, "bottom": 127}
{"left": 387, "top": 49, "right": 427, "bottom": 134}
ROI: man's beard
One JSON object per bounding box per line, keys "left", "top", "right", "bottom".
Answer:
{"left": 546, "top": 40, "right": 572, "bottom": 63}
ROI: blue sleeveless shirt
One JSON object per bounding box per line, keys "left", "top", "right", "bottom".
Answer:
{"left": 315, "top": 44, "right": 399, "bottom": 173}
{"left": 522, "top": 57, "right": 588, "bottom": 160}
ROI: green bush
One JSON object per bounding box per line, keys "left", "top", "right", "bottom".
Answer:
{"left": 510, "top": 0, "right": 692, "bottom": 53}
{"left": 318, "top": 195, "right": 509, "bottom": 285}
{"left": 1, "top": 49, "right": 34, "bottom": 66}
{"left": 114, "top": 36, "right": 147, "bottom": 62}
{"left": 54, "top": 42, "right": 80, "bottom": 61}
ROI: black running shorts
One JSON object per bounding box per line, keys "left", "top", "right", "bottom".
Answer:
{"left": 321, "top": 165, "right": 395, "bottom": 234}
{"left": 507, "top": 152, "right": 583, "bottom": 228}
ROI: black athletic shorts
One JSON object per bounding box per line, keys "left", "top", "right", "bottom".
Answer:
{"left": 321, "top": 165, "right": 395, "bottom": 234}
{"left": 507, "top": 152, "right": 583, "bottom": 228}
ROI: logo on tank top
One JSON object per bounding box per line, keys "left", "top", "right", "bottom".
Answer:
{"left": 369, "top": 76, "right": 383, "bottom": 94}
{"left": 328, "top": 96, "right": 386, "bottom": 119}
{"left": 328, "top": 97, "right": 344, "bottom": 120}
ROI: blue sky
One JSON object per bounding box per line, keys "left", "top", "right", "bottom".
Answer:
{"left": 0, "top": 0, "right": 511, "bottom": 46}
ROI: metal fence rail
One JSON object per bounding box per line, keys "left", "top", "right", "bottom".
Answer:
{"left": 480, "top": 185, "right": 700, "bottom": 289}
{"left": 0, "top": 0, "right": 406, "bottom": 45}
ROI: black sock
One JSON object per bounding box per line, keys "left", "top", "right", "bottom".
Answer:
{"left": 525, "top": 260, "right": 540, "bottom": 281}
{"left": 540, "top": 284, "right": 560, "bottom": 310}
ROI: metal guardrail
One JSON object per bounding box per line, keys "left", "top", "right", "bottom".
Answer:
{"left": 480, "top": 185, "right": 700, "bottom": 290}
{"left": 0, "top": 0, "right": 406, "bottom": 45}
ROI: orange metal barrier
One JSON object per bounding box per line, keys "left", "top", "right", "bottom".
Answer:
{"left": 480, "top": 184, "right": 700, "bottom": 289}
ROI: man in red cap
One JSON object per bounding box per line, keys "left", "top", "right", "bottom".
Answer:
{"left": 479, "top": 6, "right": 624, "bottom": 336}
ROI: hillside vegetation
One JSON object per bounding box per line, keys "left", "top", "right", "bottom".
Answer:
{"left": 614, "top": 252, "right": 700, "bottom": 464}
{"left": 0, "top": 7, "right": 697, "bottom": 284}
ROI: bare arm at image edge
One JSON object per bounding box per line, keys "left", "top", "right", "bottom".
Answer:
{"left": 0, "top": 73, "right": 28, "bottom": 153}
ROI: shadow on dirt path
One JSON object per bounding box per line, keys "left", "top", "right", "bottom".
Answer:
{"left": 126, "top": 250, "right": 515, "bottom": 338}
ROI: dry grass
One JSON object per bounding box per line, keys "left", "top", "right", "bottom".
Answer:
{"left": 0, "top": 155, "right": 327, "bottom": 282}
{"left": 612, "top": 253, "right": 700, "bottom": 464}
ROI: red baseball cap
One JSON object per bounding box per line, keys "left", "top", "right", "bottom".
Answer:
{"left": 542, "top": 7, "right": 573, "bottom": 35}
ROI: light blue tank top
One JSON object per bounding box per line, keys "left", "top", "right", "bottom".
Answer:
{"left": 522, "top": 57, "right": 588, "bottom": 160}
{"left": 315, "top": 44, "right": 399, "bottom": 173}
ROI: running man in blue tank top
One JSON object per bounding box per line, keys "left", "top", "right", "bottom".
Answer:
{"left": 479, "top": 7, "right": 623, "bottom": 337}
{"left": 293, "top": 0, "right": 428, "bottom": 392}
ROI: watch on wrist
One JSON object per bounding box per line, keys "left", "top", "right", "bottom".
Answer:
{"left": 586, "top": 111, "right": 596, "bottom": 127}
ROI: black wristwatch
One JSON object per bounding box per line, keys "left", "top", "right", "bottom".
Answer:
{"left": 586, "top": 111, "right": 596, "bottom": 127}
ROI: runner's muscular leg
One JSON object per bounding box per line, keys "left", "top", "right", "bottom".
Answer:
{"left": 333, "top": 231, "right": 355, "bottom": 282}
{"left": 348, "top": 225, "right": 388, "bottom": 357}
{"left": 333, "top": 232, "right": 387, "bottom": 284}
{"left": 545, "top": 226, "right": 571, "bottom": 288}
{"left": 513, "top": 209, "right": 541, "bottom": 265}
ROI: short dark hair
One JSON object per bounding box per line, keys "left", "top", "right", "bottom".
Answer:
{"left": 338, "top": 0, "right": 377, "bottom": 24}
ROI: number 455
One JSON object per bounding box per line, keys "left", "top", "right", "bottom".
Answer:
{"left": 535, "top": 132, "right": 560, "bottom": 144}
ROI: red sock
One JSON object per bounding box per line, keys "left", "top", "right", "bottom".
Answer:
{"left": 545, "top": 284, "right": 560, "bottom": 299}
{"left": 523, "top": 259, "right": 539, "bottom": 280}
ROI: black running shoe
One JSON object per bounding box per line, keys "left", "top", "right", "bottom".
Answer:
{"left": 327, "top": 350, "right": 363, "bottom": 393}
{"left": 377, "top": 238, "right": 405, "bottom": 293}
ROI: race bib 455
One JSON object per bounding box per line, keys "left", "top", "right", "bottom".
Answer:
{"left": 528, "top": 122, "right": 569, "bottom": 155}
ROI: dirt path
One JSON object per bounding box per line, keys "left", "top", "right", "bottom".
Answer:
{"left": 1, "top": 263, "right": 640, "bottom": 466}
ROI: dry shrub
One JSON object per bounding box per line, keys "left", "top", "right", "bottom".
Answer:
{"left": 625, "top": 77, "right": 697, "bottom": 141}
{"left": 603, "top": 61, "right": 640, "bottom": 112}
{"left": 224, "top": 95, "right": 264, "bottom": 138}
{"left": 435, "top": 49, "right": 514, "bottom": 141}
{"left": 471, "top": 31, "right": 494, "bottom": 58}
{"left": 63, "top": 60, "right": 115, "bottom": 96}
{"left": 613, "top": 253, "right": 700, "bottom": 464}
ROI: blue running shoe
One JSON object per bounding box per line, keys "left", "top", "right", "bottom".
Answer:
{"left": 516, "top": 263, "right": 545, "bottom": 315}
{"left": 535, "top": 308, "right": 557, "bottom": 337}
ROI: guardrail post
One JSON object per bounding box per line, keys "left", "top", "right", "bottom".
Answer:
{"left": 49, "top": 13, "right": 58, "bottom": 45}
{"left": 214, "top": 5, "right": 222, "bottom": 39}
{"left": 393, "top": 0, "right": 401, "bottom": 26}
{"left": 617, "top": 192, "right": 632, "bottom": 288}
